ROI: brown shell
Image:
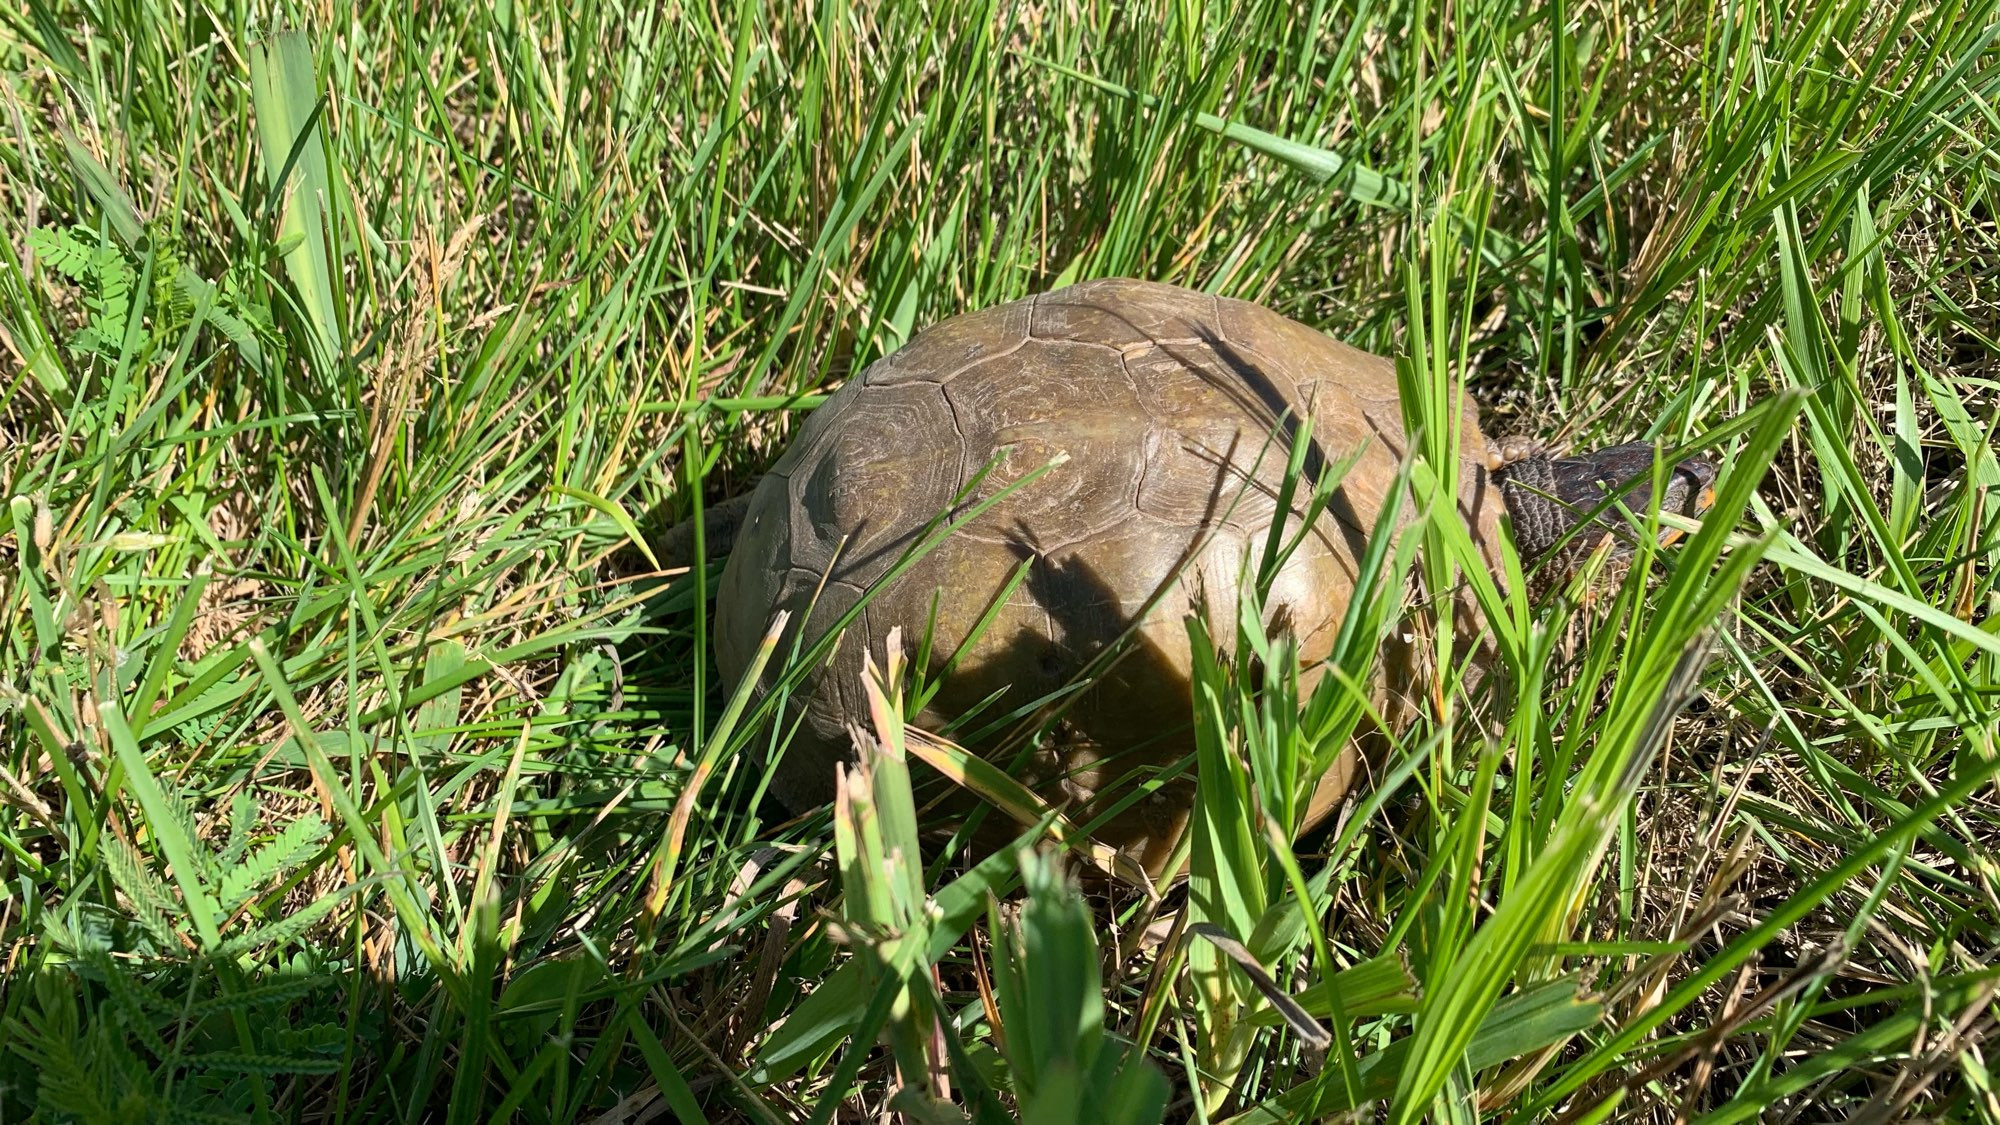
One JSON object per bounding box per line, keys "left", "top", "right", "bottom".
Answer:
{"left": 715, "top": 278, "right": 1502, "bottom": 874}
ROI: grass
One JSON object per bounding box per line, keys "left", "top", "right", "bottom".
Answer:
{"left": 1, "top": 0, "right": 1997, "bottom": 1120}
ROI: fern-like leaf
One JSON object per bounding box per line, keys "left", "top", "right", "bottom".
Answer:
{"left": 94, "top": 955, "right": 178, "bottom": 1062}
{"left": 214, "top": 812, "right": 329, "bottom": 910}
{"left": 218, "top": 794, "right": 259, "bottom": 870}
{"left": 178, "top": 1050, "right": 342, "bottom": 1076}
{"left": 166, "top": 1102, "right": 255, "bottom": 1125}
{"left": 101, "top": 835, "right": 185, "bottom": 951}
{"left": 268, "top": 1022, "right": 347, "bottom": 1056}
{"left": 196, "top": 301, "right": 271, "bottom": 373}
{"left": 173, "top": 709, "right": 229, "bottom": 750}
{"left": 212, "top": 877, "right": 367, "bottom": 959}
{"left": 6, "top": 990, "right": 156, "bottom": 1122}
{"left": 28, "top": 226, "right": 95, "bottom": 281}
{"left": 160, "top": 781, "right": 204, "bottom": 865}
{"left": 183, "top": 974, "right": 323, "bottom": 1019}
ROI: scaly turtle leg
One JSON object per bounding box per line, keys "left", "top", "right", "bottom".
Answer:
{"left": 659, "top": 491, "right": 758, "bottom": 571}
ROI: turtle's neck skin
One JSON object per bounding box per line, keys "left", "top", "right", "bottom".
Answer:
{"left": 1496, "top": 442, "right": 1719, "bottom": 565}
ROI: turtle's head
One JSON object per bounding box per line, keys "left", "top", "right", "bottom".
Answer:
{"left": 1497, "top": 441, "right": 1719, "bottom": 565}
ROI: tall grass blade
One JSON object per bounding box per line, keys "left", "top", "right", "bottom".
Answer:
{"left": 248, "top": 31, "right": 344, "bottom": 369}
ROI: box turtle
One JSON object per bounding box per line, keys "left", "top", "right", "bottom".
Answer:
{"left": 698, "top": 278, "right": 1716, "bottom": 875}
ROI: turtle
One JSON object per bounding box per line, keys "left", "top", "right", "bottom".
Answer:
{"left": 687, "top": 278, "right": 1717, "bottom": 877}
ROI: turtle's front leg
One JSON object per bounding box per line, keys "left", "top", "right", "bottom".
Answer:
{"left": 659, "top": 491, "right": 758, "bottom": 570}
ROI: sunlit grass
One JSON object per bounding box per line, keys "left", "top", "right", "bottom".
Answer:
{"left": 2, "top": 0, "right": 1997, "bottom": 1120}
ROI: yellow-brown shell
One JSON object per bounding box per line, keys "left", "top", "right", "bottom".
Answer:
{"left": 716, "top": 278, "right": 1502, "bottom": 874}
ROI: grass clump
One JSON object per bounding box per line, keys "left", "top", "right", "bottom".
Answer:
{"left": 2, "top": 0, "right": 1998, "bottom": 1120}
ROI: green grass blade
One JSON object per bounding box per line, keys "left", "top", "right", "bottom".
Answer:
{"left": 248, "top": 31, "right": 344, "bottom": 368}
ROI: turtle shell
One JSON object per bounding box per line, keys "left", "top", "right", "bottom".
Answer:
{"left": 715, "top": 278, "right": 1502, "bottom": 874}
